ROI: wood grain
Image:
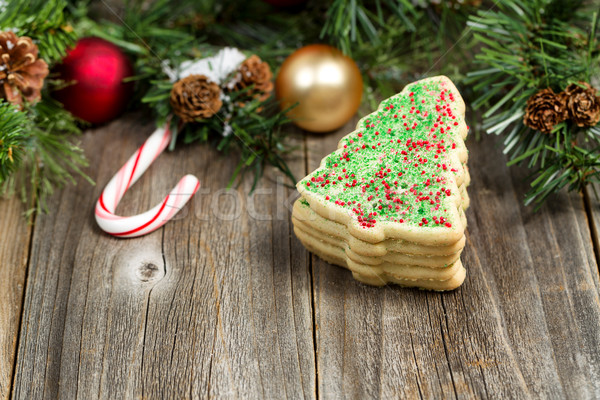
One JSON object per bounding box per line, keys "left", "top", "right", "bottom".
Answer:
{"left": 6, "top": 112, "right": 600, "bottom": 399}
{"left": 0, "top": 194, "right": 32, "bottom": 400}
{"left": 11, "top": 118, "right": 315, "bottom": 399}
{"left": 306, "top": 123, "right": 600, "bottom": 398}
{"left": 584, "top": 184, "right": 600, "bottom": 272}
{"left": 139, "top": 130, "right": 315, "bottom": 399}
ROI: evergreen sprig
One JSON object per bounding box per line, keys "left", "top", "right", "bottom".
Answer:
{"left": 180, "top": 94, "right": 297, "bottom": 191}
{"left": 0, "top": 0, "right": 89, "bottom": 213}
{"left": 320, "top": 0, "right": 417, "bottom": 55}
{"left": 467, "top": 0, "right": 600, "bottom": 208}
{"left": 0, "top": 0, "right": 480, "bottom": 210}
{"left": 23, "top": 98, "right": 91, "bottom": 214}
{"left": 0, "top": 0, "right": 77, "bottom": 64}
{"left": 78, "top": 0, "right": 296, "bottom": 189}
{"left": 0, "top": 102, "right": 28, "bottom": 183}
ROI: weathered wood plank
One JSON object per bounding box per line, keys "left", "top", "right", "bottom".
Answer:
{"left": 9, "top": 109, "right": 600, "bottom": 399}
{"left": 443, "top": 133, "right": 600, "bottom": 398}
{"left": 584, "top": 184, "right": 600, "bottom": 271}
{"left": 140, "top": 131, "right": 315, "bottom": 398}
{"left": 0, "top": 194, "right": 32, "bottom": 400}
{"left": 12, "top": 118, "right": 162, "bottom": 399}
{"left": 12, "top": 117, "right": 315, "bottom": 399}
{"left": 496, "top": 155, "right": 600, "bottom": 396}
{"left": 306, "top": 122, "right": 600, "bottom": 398}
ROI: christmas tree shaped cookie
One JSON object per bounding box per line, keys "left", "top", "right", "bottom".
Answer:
{"left": 292, "top": 76, "right": 470, "bottom": 290}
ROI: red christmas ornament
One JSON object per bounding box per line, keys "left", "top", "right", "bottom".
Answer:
{"left": 53, "top": 37, "right": 134, "bottom": 124}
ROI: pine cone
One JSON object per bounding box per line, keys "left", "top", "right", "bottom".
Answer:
{"left": 523, "top": 88, "right": 567, "bottom": 134}
{"left": 170, "top": 75, "right": 223, "bottom": 122}
{"left": 233, "top": 55, "right": 273, "bottom": 102}
{"left": 0, "top": 31, "right": 49, "bottom": 107}
{"left": 563, "top": 82, "right": 600, "bottom": 127}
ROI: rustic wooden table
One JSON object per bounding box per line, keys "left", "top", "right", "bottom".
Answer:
{"left": 1, "top": 114, "right": 600, "bottom": 399}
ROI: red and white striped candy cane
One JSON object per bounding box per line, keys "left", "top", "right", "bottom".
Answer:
{"left": 95, "top": 125, "right": 200, "bottom": 238}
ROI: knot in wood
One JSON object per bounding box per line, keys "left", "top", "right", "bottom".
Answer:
{"left": 136, "top": 262, "right": 162, "bottom": 282}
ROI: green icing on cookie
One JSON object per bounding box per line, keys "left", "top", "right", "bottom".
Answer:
{"left": 300, "top": 78, "right": 466, "bottom": 230}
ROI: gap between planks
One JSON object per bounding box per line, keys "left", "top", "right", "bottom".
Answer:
{"left": 583, "top": 186, "right": 600, "bottom": 276}
{"left": 0, "top": 192, "right": 34, "bottom": 400}
{"left": 302, "top": 131, "right": 320, "bottom": 400}
{"left": 8, "top": 210, "right": 36, "bottom": 400}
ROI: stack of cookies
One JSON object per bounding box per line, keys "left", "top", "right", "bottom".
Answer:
{"left": 292, "top": 76, "right": 470, "bottom": 290}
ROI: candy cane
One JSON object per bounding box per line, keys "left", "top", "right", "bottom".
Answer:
{"left": 95, "top": 125, "right": 200, "bottom": 238}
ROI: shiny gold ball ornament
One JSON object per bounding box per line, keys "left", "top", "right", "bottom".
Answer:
{"left": 276, "top": 44, "right": 363, "bottom": 133}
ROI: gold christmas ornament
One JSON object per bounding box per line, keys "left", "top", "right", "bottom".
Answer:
{"left": 276, "top": 44, "right": 363, "bottom": 133}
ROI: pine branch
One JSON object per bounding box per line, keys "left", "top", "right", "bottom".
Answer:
{"left": 179, "top": 94, "right": 297, "bottom": 188}
{"left": 0, "top": 0, "right": 77, "bottom": 63}
{"left": 0, "top": 0, "right": 91, "bottom": 213}
{"left": 0, "top": 102, "right": 29, "bottom": 184}
{"left": 467, "top": 0, "right": 600, "bottom": 207}
{"left": 19, "top": 99, "right": 90, "bottom": 213}
{"left": 79, "top": 2, "right": 299, "bottom": 191}
{"left": 320, "top": 0, "right": 417, "bottom": 55}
